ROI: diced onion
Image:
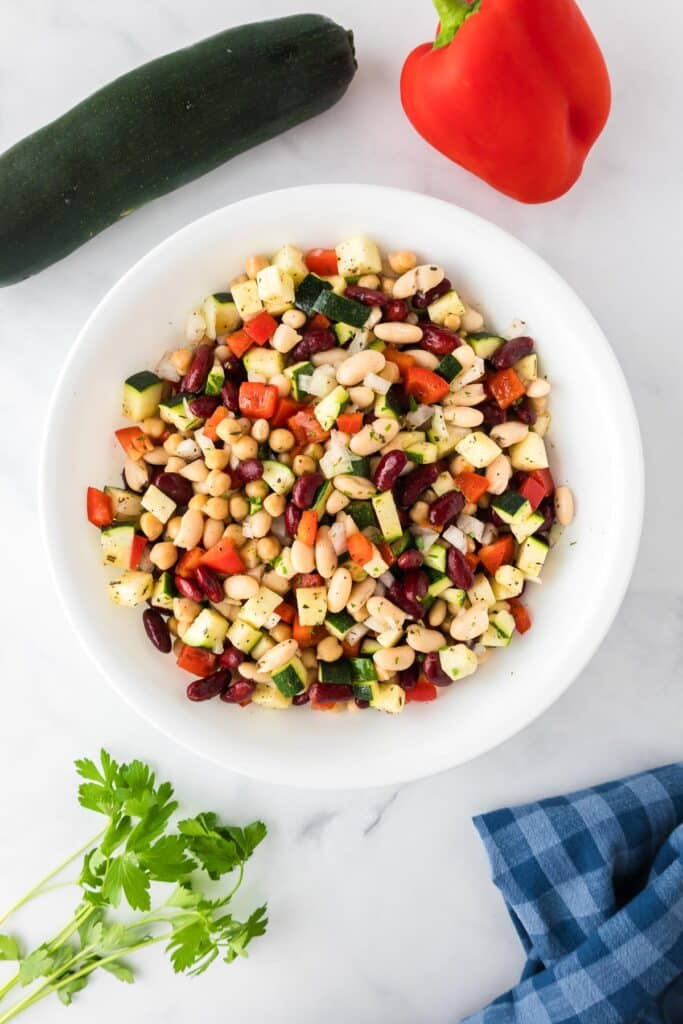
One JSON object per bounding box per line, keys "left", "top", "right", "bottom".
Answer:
{"left": 480, "top": 524, "right": 498, "bottom": 546}
{"left": 406, "top": 404, "right": 434, "bottom": 427}
{"left": 345, "top": 623, "right": 368, "bottom": 646}
{"left": 378, "top": 570, "right": 395, "bottom": 588}
{"left": 410, "top": 526, "right": 440, "bottom": 551}
{"left": 155, "top": 351, "right": 181, "bottom": 383}
{"left": 319, "top": 445, "right": 354, "bottom": 480}
{"left": 363, "top": 372, "right": 391, "bottom": 394}
{"left": 456, "top": 513, "right": 485, "bottom": 543}
{"left": 364, "top": 615, "right": 389, "bottom": 634}
{"left": 348, "top": 330, "right": 371, "bottom": 354}
{"left": 328, "top": 521, "right": 348, "bottom": 555}
{"left": 263, "top": 612, "right": 280, "bottom": 630}
{"left": 452, "top": 358, "right": 485, "bottom": 389}
{"left": 443, "top": 525, "right": 467, "bottom": 552}
{"left": 298, "top": 375, "right": 314, "bottom": 393}
{"left": 308, "top": 365, "right": 336, "bottom": 397}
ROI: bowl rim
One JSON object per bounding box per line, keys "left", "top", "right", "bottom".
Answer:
{"left": 39, "top": 183, "right": 644, "bottom": 789}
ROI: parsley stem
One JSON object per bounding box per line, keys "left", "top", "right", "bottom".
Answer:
{"left": 0, "top": 830, "right": 105, "bottom": 928}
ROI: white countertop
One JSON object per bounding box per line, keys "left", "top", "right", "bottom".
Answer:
{"left": 1, "top": 1, "right": 681, "bottom": 1021}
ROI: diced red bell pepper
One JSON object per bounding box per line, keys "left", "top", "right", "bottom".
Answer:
{"left": 489, "top": 368, "right": 527, "bottom": 410}
{"left": 292, "top": 614, "right": 326, "bottom": 649}
{"left": 297, "top": 510, "right": 318, "bottom": 546}
{"left": 200, "top": 539, "right": 245, "bottom": 574}
{"left": 508, "top": 598, "right": 532, "bottom": 635}
{"left": 378, "top": 542, "right": 396, "bottom": 568}
{"left": 404, "top": 366, "right": 450, "bottom": 404}
{"left": 406, "top": 682, "right": 438, "bottom": 703}
{"left": 203, "top": 406, "right": 228, "bottom": 441}
{"left": 527, "top": 468, "right": 555, "bottom": 498}
{"left": 341, "top": 636, "right": 362, "bottom": 658}
{"left": 225, "top": 329, "right": 253, "bottom": 360}
{"left": 86, "top": 486, "right": 113, "bottom": 527}
{"left": 176, "top": 547, "right": 205, "bottom": 578}
{"left": 347, "top": 532, "right": 374, "bottom": 566}
{"left": 465, "top": 552, "right": 480, "bottom": 573}
{"left": 305, "top": 248, "right": 338, "bottom": 276}
{"left": 244, "top": 311, "right": 278, "bottom": 345}
{"left": 288, "top": 408, "right": 330, "bottom": 444}
{"left": 336, "top": 412, "right": 364, "bottom": 434}
{"left": 115, "top": 426, "right": 153, "bottom": 460}
{"left": 454, "top": 471, "right": 489, "bottom": 504}
{"left": 271, "top": 397, "right": 302, "bottom": 429}
{"left": 478, "top": 535, "right": 515, "bottom": 575}
{"left": 129, "top": 534, "right": 148, "bottom": 570}
{"left": 384, "top": 347, "right": 416, "bottom": 376}
{"left": 518, "top": 475, "right": 547, "bottom": 511}
{"left": 176, "top": 645, "right": 217, "bottom": 676}
{"left": 238, "top": 382, "right": 279, "bottom": 420}
{"left": 308, "top": 312, "right": 330, "bottom": 330}
{"left": 274, "top": 601, "right": 296, "bottom": 624}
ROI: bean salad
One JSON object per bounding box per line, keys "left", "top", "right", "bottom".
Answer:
{"left": 87, "top": 237, "right": 574, "bottom": 713}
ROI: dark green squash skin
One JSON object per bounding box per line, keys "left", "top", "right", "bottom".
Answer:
{"left": 0, "top": 15, "right": 356, "bottom": 285}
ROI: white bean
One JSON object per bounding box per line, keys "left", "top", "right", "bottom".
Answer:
{"left": 317, "top": 636, "right": 343, "bottom": 662}
{"left": 326, "top": 490, "right": 349, "bottom": 516}
{"left": 450, "top": 603, "right": 489, "bottom": 641}
{"left": 271, "top": 323, "right": 301, "bottom": 353}
{"left": 327, "top": 567, "right": 353, "bottom": 613}
{"left": 291, "top": 538, "right": 315, "bottom": 574}
{"left": 527, "top": 378, "right": 550, "bottom": 398}
{"left": 406, "top": 625, "right": 446, "bottom": 653}
{"left": 405, "top": 348, "right": 439, "bottom": 370}
{"left": 173, "top": 509, "right": 205, "bottom": 550}
{"left": 224, "top": 574, "right": 260, "bottom": 601}
{"left": 392, "top": 264, "right": 444, "bottom": 300}
{"left": 315, "top": 527, "right": 337, "bottom": 579}
{"left": 447, "top": 384, "right": 486, "bottom": 407}
{"left": 349, "top": 418, "right": 400, "bottom": 456}
{"left": 123, "top": 456, "right": 149, "bottom": 492}
{"left": 485, "top": 455, "right": 512, "bottom": 496}
{"left": 452, "top": 407, "right": 484, "bottom": 428}
{"left": 453, "top": 344, "right": 476, "bottom": 370}
{"left": 554, "top": 486, "right": 574, "bottom": 526}
{"left": 366, "top": 596, "right": 407, "bottom": 626}
{"left": 348, "top": 578, "right": 376, "bottom": 617}
{"left": 257, "top": 639, "right": 299, "bottom": 674}
{"left": 336, "top": 350, "right": 386, "bottom": 387}
{"left": 461, "top": 308, "right": 485, "bottom": 332}
{"left": 348, "top": 385, "right": 374, "bottom": 408}
{"left": 312, "top": 348, "right": 348, "bottom": 367}
{"left": 333, "top": 475, "right": 376, "bottom": 499}
{"left": 490, "top": 422, "right": 529, "bottom": 447}
{"left": 372, "top": 322, "right": 423, "bottom": 345}
{"left": 373, "top": 645, "right": 415, "bottom": 673}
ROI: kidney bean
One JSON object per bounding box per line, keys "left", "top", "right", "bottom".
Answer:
{"left": 354, "top": 698, "right": 370, "bottom": 709}
{"left": 149, "top": 465, "right": 164, "bottom": 487}
{"left": 509, "top": 398, "right": 537, "bottom": 425}
{"left": 235, "top": 458, "right": 263, "bottom": 483}
{"left": 195, "top": 565, "right": 223, "bottom": 603}
{"left": 536, "top": 498, "right": 556, "bottom": 534}
{"left": 188, "top": 394, "right": 220, "bottom": 419}
{"left": 220, "top": 679, "right": 255, "bottom": 703}
{"left": 397, "top": 549, "right": 423, "bottom": 571}
{"left": 421, "top": 323, "right": 459, "bottom": 356}
{"left": 385, "top": 299, "right": 409, "bottom": 322}
{"left": 183, "top": 344, "right": 213, "bottom": 393}
{"left": 403, "top": 568, "right": 429, "bottom": 604}
{"left": 218, "top": 645, "right": 245, "bottom": 671}
{"left": 155, "top": 472, "right": 194, "bottom": 507}
{"left": 373, "top": 450, "right": 408, "bottom": 492}
{"left": 309, "top": 683, "right": 354, "bottom": 704}
{"left": 221, "top": 380, "right": 240, "bottom": 413}
{"left": 186, "top": 668, "right": 230, "bottom": 701}
{"left": 296, "top": 572, "right": 325, "bottom": 588}
{"left": 387, "top": 582, "right": 424, "bottom": 620}
{"left": 447, "top": 547, "right": 474, "bottom": 590}
{"left": 423, "top": 652, "right": 453, "bottom": 687}
{"left": 344, "top": 284, "right": 388, "bottom": 306}
{"left": 284, "top": 502, "right": 302, "bottom": 538}
{"left": 290, "top": 328, "right": 336, "bottom": 362}
{"left": 479, "top": 401, "right": 508, "bottom": 428}
{"left": 174, "top": 575, "right": 205, "bottom": 602}
{"left": 398, "top": 662, "right": 420, "bottom": 691}
{"left": 142, "top": 608, "right": 172, "bottom": 653}
{"left": 428, "top": 491, "right": 465, "bottom": 528}
{"left": 412, "top": 278, "right": 451, "bottom": 309}
{"left": 491, "top": 336, "right": 534, "bottom": 369}
{"left": 292, "top": 691, "right": 311, "bottom": 706}
{"left": 395, "top": 463, "right": 441, "bottom": 509}
{"left": 292, "top": 472, "right": 324, "bottom": 509}
{"left": 222, "top": 355, "right": 246, "bottom": 381}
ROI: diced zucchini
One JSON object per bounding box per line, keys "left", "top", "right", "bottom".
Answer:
{"left": 244, "top": 347, "right": 284, "bottom": 381}
{"left": 346, "top": 501, "right": 377, "bottom": 531}
{"left": 318, "top": 659, "right": 354, "bottom": 684}
{"left": 240, "top": 587, "right": 283, "bottom": 629}
{"left": 256, "top": 265, "right": 295, "bottom": 312}
{"left": 273, "top": 245, "right": 308, "bottom": 286}
{"left": 183, "top": 609, "right": 228, "bottom": 653}
{"left": 434, "top": 353, "right": 463, "bottom": 382}
{"left": 427, "top": 575, "right": 452, "bottom": 599}
{"left": 252, "top": 635, "right": 275, "bottom": 661}
{"left": 394, "top": 430, "right": 426, "bottom": 450}
{"left": 227, "top": 619, "right": 262, "bottom": 653}
{"left": 108, "top": 570, "right": 153, "bottom": 607}
{"left": 350, "top": 456, "right": 371, "bottom": 478}
{"left": 510, "top": 510, "right": 544, "bottom": 543}
{"left": 406, "top": 441, "right": 438, "bottom": 465}
{"left": 439, "top": 644, "right": 478, "bottom": 682}
{"left": 231, "top": 279, "right": 263, "bottom": 321}
{"left": 314, "top": 385, "right": 349, "bottom": 430}
{"left": 285, "top": 360, "right": 314, "bottom": 400}
{"left": 272, "top": 656, "right": 307, "bottom": 697}
{"left": 312, "top": 479, "right": 333, "bottom": 518}
{"left": 350, "top": 657, "right": 378, "bottom": 683}
{"left": 492, "top": 491, "right": 533, "bottom": 525}
{"left": 158, "top": 394, "right": 202, "bottom": 433}
{"left": 371, "top": 491, "right": 403, "bottom": 543}
{"left": 100, "top": 524, "right": 135, "bottom": 568}
{"left": 151, "top": 571, "right": 175, "bottom": 610}
{"left": 203, "top": 293, "right": 240, "bottom": 338}
{"left": 294, "top": 273, "right": 332, "bottom": 315}
{"left": 455, "top": 431, "right": 502, "bottom": 469}
{"left": 509, "top": 433, "right": 549, "bottom": 471}
{"left": 468, "top": 333, "right": 504, "bottom": 360}
{"left": 427, "top": 289, "right": 466, "bottom": 325}
{"left": 514, "top": 354, "right": 538, "bottom": 387}
{"left": 322, "top": 274, "right": 347, "bottom": 295}
{"left": 205, "top": 360, "right": 225, "bottom": 396}
{"left": 423, "top": 543, "right": 447, "bottom": 574}
{"left": 363, "top": 547, "right": 390, "bottom": 579}
{"left": 436, "top": 425, "right": 468, "bottom": 458}
{"left": 103, "top": 486, "right": 142, "bottom": 523}
{"left": 481, "top": 609, "right": 516, "bottom": 648}
{"left": 262, "top": 461, "right": 295, "bottom": 495}
{"left": 313, "top": 290, "right": 369, "bottom": 328}
{"left": 325, "top": 610, "right": 356, "bottom": 640}
{"left": 517, "top": 536, "right": 549, "bottom": 578}
{"left": 371, "top": 683, "right": 406, "bottom": 714}
{"left": 296, "top": 586, "right": 327, "bottom": 627}
{"left": 360, "top": 637, "right": 382, "bottom": 655}
{"left": 467, "top": 574, "right": 496, "bottom": 608}
{"left": 122, "top": 371, "right": 164, "bottom": 421}
{"left": 373, "top": 391, "right": 400, "bottom": 421}
{"left": 335, "top": 235, "right": 382, "bottom": 276}
{"left": 427, "top": 407, "right": 449, "bottom": 444}
{"left": 353, "top": 679, "right": 380, "bottom": 703}
{"left": 141, "top": 484, "right": 176, "bottom": 524}
{"left": 251, "top": 684, "right": 292, "bottom": 709}
{"left": 334, "top": 322, "right": 357, "bottom": 346}
{"left": 443, "top": 587, "right": 466, "bottom": 607}
{"left": 432, "top": 471, "right": 456, "bottom": 497}
{"left": 492, "top": 565, "right": 525, "bottom": 599}
{"left": 272, "top": 547, "right": 296, "bottom": 580}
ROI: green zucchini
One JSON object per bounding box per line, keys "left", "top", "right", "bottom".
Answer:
{"left": 0, "top": 16, "right": 357, "bottom": 285}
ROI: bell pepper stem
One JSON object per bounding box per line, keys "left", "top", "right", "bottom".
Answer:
{"left": 432, "top": 0, "right": 482, "bottom": 49}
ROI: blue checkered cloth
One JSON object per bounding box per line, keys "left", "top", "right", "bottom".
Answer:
{"left": 463, "top": 765, "right": 683, "bottom": 1024}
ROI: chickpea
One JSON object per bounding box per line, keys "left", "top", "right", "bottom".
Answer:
{"left": 263, "top": 493, "right": 286, "bottom": 517}
{"left": 248, "top": 510, "right": 272, "bottom": 539}
{"left": 348, "top": 386, "right": 374, "bottom": 408}
{"left": 271, "top": 622, "right": 292, "bottom": 643}
{"left": 251, "top": 418, "right": 270, "bottom": 443}
{"left": 381, "top": 276, "right": 396, "bottom": 295}
{"left": 188, "top": 494, "right": 208, "bottom": 512}
{"left": 279, "top": 453, "right": 293, "bottom": 467}
{"left": 282, "top": 308, "right": 306, "bottom": 329}
{"left": 206, "top": 470, "right": 231, "bottom": 497}
{"left": 149, "top": 542, "right": 178, "bottom": 570}
{"left": 444, "top": 313, "right": 461, "bottom": 331}
{"left": 246, "top": 254, "right": 269, "bottom": 279}
{"left": 229, "top": 495, "right": 249, "bottom": 521}
{"left": 245, "top": 479, "right": 269, "bottom": 500}
{"left": 256, "top": 535, "right": 281, "bottom": 562}
{"left": 304, "top": 443, "right": 324, "bottom": 461}
{"left": 232, "top": 435, "right": 259, "bottom": 461}
{"left": 165, "top": 515, "right": 182, "bottom": 540}
{"left": 166, "top": 456, "right": 186, "bottom": 474}
{"left": 388, "top": 250, "right": 417, "bottom": 275}
{"left": 170, "top": 348, "right": 193, "bottom": 374}
{"left": 142, "top": 417, "right": 165, "bottom": 439}
{"left": 269, "top": 428, "right": 295, "bottom": 453}
{"left": 205, "top": 448, "right": 231, "bottom": 471}
{"left": 216, "top": 417, "right": 244, "bottom": 443}
{"left": 231, "top": 272, "right": 249, "bottom": 287}
{"left": 223, "top": 523, "right": 245, "bottom": 547}
{"left": 203, "top": 518, "right": 224, "bottom": 549}
{"left": 205, "top": 496, "right": 229, "bottom": 520}
{"left": 293, "top": 454, "right": 316, "bottom": 476}
{"left": 140, "top": 511, "right": 164, "bottom": 541}
{"left": 163, "top": 432, "right": 184, "bottom": 455}
{"left": 358, "top": 273, "right": 380, "bottom": 289}
{"left": 317, "top": 636, "right": 343, "bottom": 662}
{"left": 301, "top": 648, "right": 317, "bottom": 669}
{"left": 239, "top": 539, "right": 260, "bottom": 569}
{"left": 380, "top": 362, "right": 400, "bottom": 384}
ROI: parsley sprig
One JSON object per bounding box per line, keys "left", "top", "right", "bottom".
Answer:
{"left": 0, "top": 751, "right": 267, "bottom": 1021}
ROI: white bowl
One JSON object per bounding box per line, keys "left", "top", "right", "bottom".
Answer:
{"left": 40, "top": 185, "right": 643, "bottom": 789}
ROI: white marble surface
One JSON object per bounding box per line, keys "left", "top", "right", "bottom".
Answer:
{"left": 1, "top": 1, "right": 682, "bottom": 1021}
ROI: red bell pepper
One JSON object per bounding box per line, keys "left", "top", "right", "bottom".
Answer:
{"left": 308, "top": 312, "right": 331, "bottom": 330}
{"left": 176, "top": 547, "right": 205, "bottom": 578}
{"left": 508, "top": 598, "right": 532, "bottom": 634}
{"left": 287, "top": 408, "right": 330, "bottom": 445}
{"left": 305, "top": 248, "right": 338, "bottom": 276}
{"left": 347, "top": 532, "right": 374, "bottom": 567}
{"left": 271, "top": 397, "right": 301, "bottom": 429}
{"left": 489, "top": 367, "right": 526, "bottom": 410}
{"left": 225, "top": 329, "right": 253, "bottom": 360}
{"left": 129, "top": 534, "right": 148, "bottom": 570}
{"left": 401, "top": 0, "right": 611, "bottom": 204}
{"left": 297, "top": 510, "right": 318, "bottom": 546}
{"left": 176, "top": 645, "right": 216, "bottom": 676}
{"left": 383, "top": 347, "right": 415, "bottom": 376}
{"left": 244, "top": 311, "right": 278, "bottom": 345}
{"left": 115, "top": 426, "right": 153, "bottom": 460}
{"left": 406, "top": 682, "right": 438, "bottom": 703}
{"left": 86, "top": 487, "right": 113, "bottom": 527}
{"left": 404, "top": 366, "right": 450, "bottom": 404}
{"left": 336, "top": 412, "right": 364, "bottom": 434}
{"left": 203, "top": 406, "right": 228, "bottom": 441}
{"left": 527, "top": 468, "right": 555, "bottom": 498}
{"left": 454, "top": 471, "right": 489, "bottom": 504}
{"left": 238, "top": 382, "right": 279, "bottom": 420}
{"left": 292, "top": 614, "right": 326, "bottom": 649}
{"left": 274, "top": 601, "right": 296, "bottom": 624}
{"left": 518, "top": 475, "right": 547, "bottom": 511}
{"left": 200, "top": 539, "right": 245, "bottom": 575}
{"left": 478, "top": 535, "right": 515, "bottom": 575}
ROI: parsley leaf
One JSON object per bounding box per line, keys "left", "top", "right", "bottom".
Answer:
{"left": 0, "top": 934, "right": 20, "bottom": 961}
